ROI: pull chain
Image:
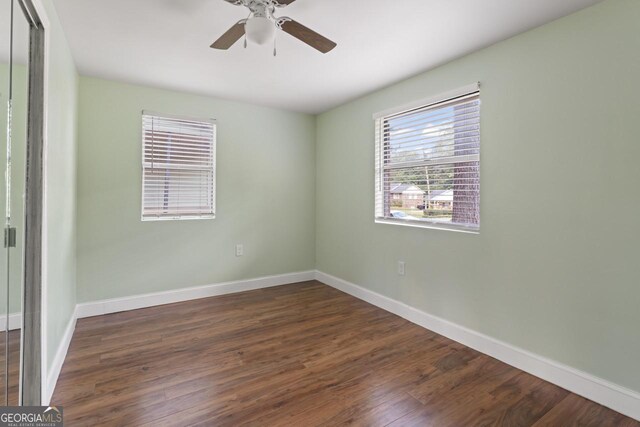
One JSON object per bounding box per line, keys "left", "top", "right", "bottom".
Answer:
{"left": 244, "top": 11, "right": 250, "bottom": 49}
{"left": 273, "top": 34, "right": 277, "bottom": 57}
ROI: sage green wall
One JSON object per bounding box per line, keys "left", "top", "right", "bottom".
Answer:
{"left": 41, "top": 0, "right": 79, "bottom": 374}
{"left": 316, "top": 0, "right": 640, "bottom": 393}
{"left": 76, "top": 77, "right": 316, "bottom": 302}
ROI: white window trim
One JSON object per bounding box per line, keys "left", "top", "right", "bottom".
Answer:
{"left": 140, "top": 110, "right": 217, "bottom": 222}
{"left": 373, "top": 83, "right": 481, "bottom": 234}
{"left": 374, "top": 218, "right": 480, "bottom": 234}
{"left": 372, "top": 82, "right": 480, "bottom": 120}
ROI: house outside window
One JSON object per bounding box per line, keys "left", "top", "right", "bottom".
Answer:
{"left": 374, "top": 84, "right": 480, "bottom": 232}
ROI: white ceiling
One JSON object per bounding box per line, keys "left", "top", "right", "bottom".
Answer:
{"left": 54, "top": 0, "right": 602, "bottom": 114}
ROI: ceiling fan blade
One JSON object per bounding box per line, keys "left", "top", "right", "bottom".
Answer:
{"left": 278, "top": 19, "right": 336, "bottom": 53}
{"left": 273, "top": 0, "right": 297, "bottom": 6}
{"left": 210, "top": 20, "right": 246, "bottom": 50}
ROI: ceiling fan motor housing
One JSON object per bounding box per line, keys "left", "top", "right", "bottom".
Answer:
{"left": 245, "top": 0, "right": 276, "bottom": 18}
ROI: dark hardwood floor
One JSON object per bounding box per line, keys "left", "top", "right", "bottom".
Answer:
{"left": 52, "top": 281, "right": 639, "bottom": 426}
{"left": 0, "top": 329, "right": 21, "bottom": 406}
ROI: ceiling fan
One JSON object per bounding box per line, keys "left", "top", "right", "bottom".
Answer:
{"left": 211, "top": 0, "right": 337, "bottom": 54}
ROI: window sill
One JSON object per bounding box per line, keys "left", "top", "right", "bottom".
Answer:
{"left": 374, "top": 218, "right": 479, "bottom": 234}
{"left": 142, "top": 215, "right": 216, "bottom": 222}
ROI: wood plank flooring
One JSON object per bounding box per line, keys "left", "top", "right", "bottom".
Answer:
{"left": 52, "top": 281, "right": 639, "bottom": 426}
{"left": 0, "top": 329, "right": 21, "bottom": 406}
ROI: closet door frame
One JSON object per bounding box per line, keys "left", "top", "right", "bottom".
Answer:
{"left": 16, "top": 0, "right": 45, "bottom": 406}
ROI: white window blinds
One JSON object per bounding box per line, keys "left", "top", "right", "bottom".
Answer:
{"left": 142, "top": 112, "right": 216, "bottom": 220}
{"left": 374, "top": 86, "right": 480, "bottom": 231}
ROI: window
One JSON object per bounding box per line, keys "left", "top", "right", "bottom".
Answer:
{"left": 141, "top": 112, "right": 216, "bottom": 220}
{"left": 374, "top": 84, "right": 480, "bottom": 231}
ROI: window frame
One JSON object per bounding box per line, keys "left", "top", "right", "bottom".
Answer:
{"left": 373, "top": 83, "right": 481, "bottom": 234}
{"left": 140, "top": 110, "right": 217, "bottom": 222}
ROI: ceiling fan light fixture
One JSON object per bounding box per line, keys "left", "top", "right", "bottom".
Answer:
{"left": 245, "top": 17, "right": 275, "bottom": 45}
{"left": 211, "top": 0, "right": 336, "bottom": 54}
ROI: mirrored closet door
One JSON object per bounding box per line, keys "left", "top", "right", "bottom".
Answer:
{"left": 1, "top": 0, "right": 43, "bottom": 406}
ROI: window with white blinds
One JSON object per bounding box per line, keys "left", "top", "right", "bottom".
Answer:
{"left": 374, "top": 84, "right": 480, "bottom": 231}
{"left": 142, "top": 112, "right": 216, "bottom": 220}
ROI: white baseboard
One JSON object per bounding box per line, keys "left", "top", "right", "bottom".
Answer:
{"left": 46, "top": 269, "right": 638, "bottom": 420}
{"left": 315, "top": 270, "right": 640, "bottom": 421}
{"left": 44, "top": 306, "right": 77, "bottom": 406}
{"left": 75, "top": 270, "right": 316, "bottom": 319}
{"left": 0, "top": 313, "right": 22, "bottom": 331}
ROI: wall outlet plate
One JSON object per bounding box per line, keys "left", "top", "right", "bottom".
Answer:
{"left": 398, "top": 261, "right": 405, "bottom": 276}
{"left": 236, "top": 244, "right": 244, "bottom": 257}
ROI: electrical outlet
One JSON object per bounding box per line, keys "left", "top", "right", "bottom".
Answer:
{"left": 235, "top": 244, "right": 244, "bottom": 257}
{"left": 398, "top": 261, "right": 405, "bottom": 276}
